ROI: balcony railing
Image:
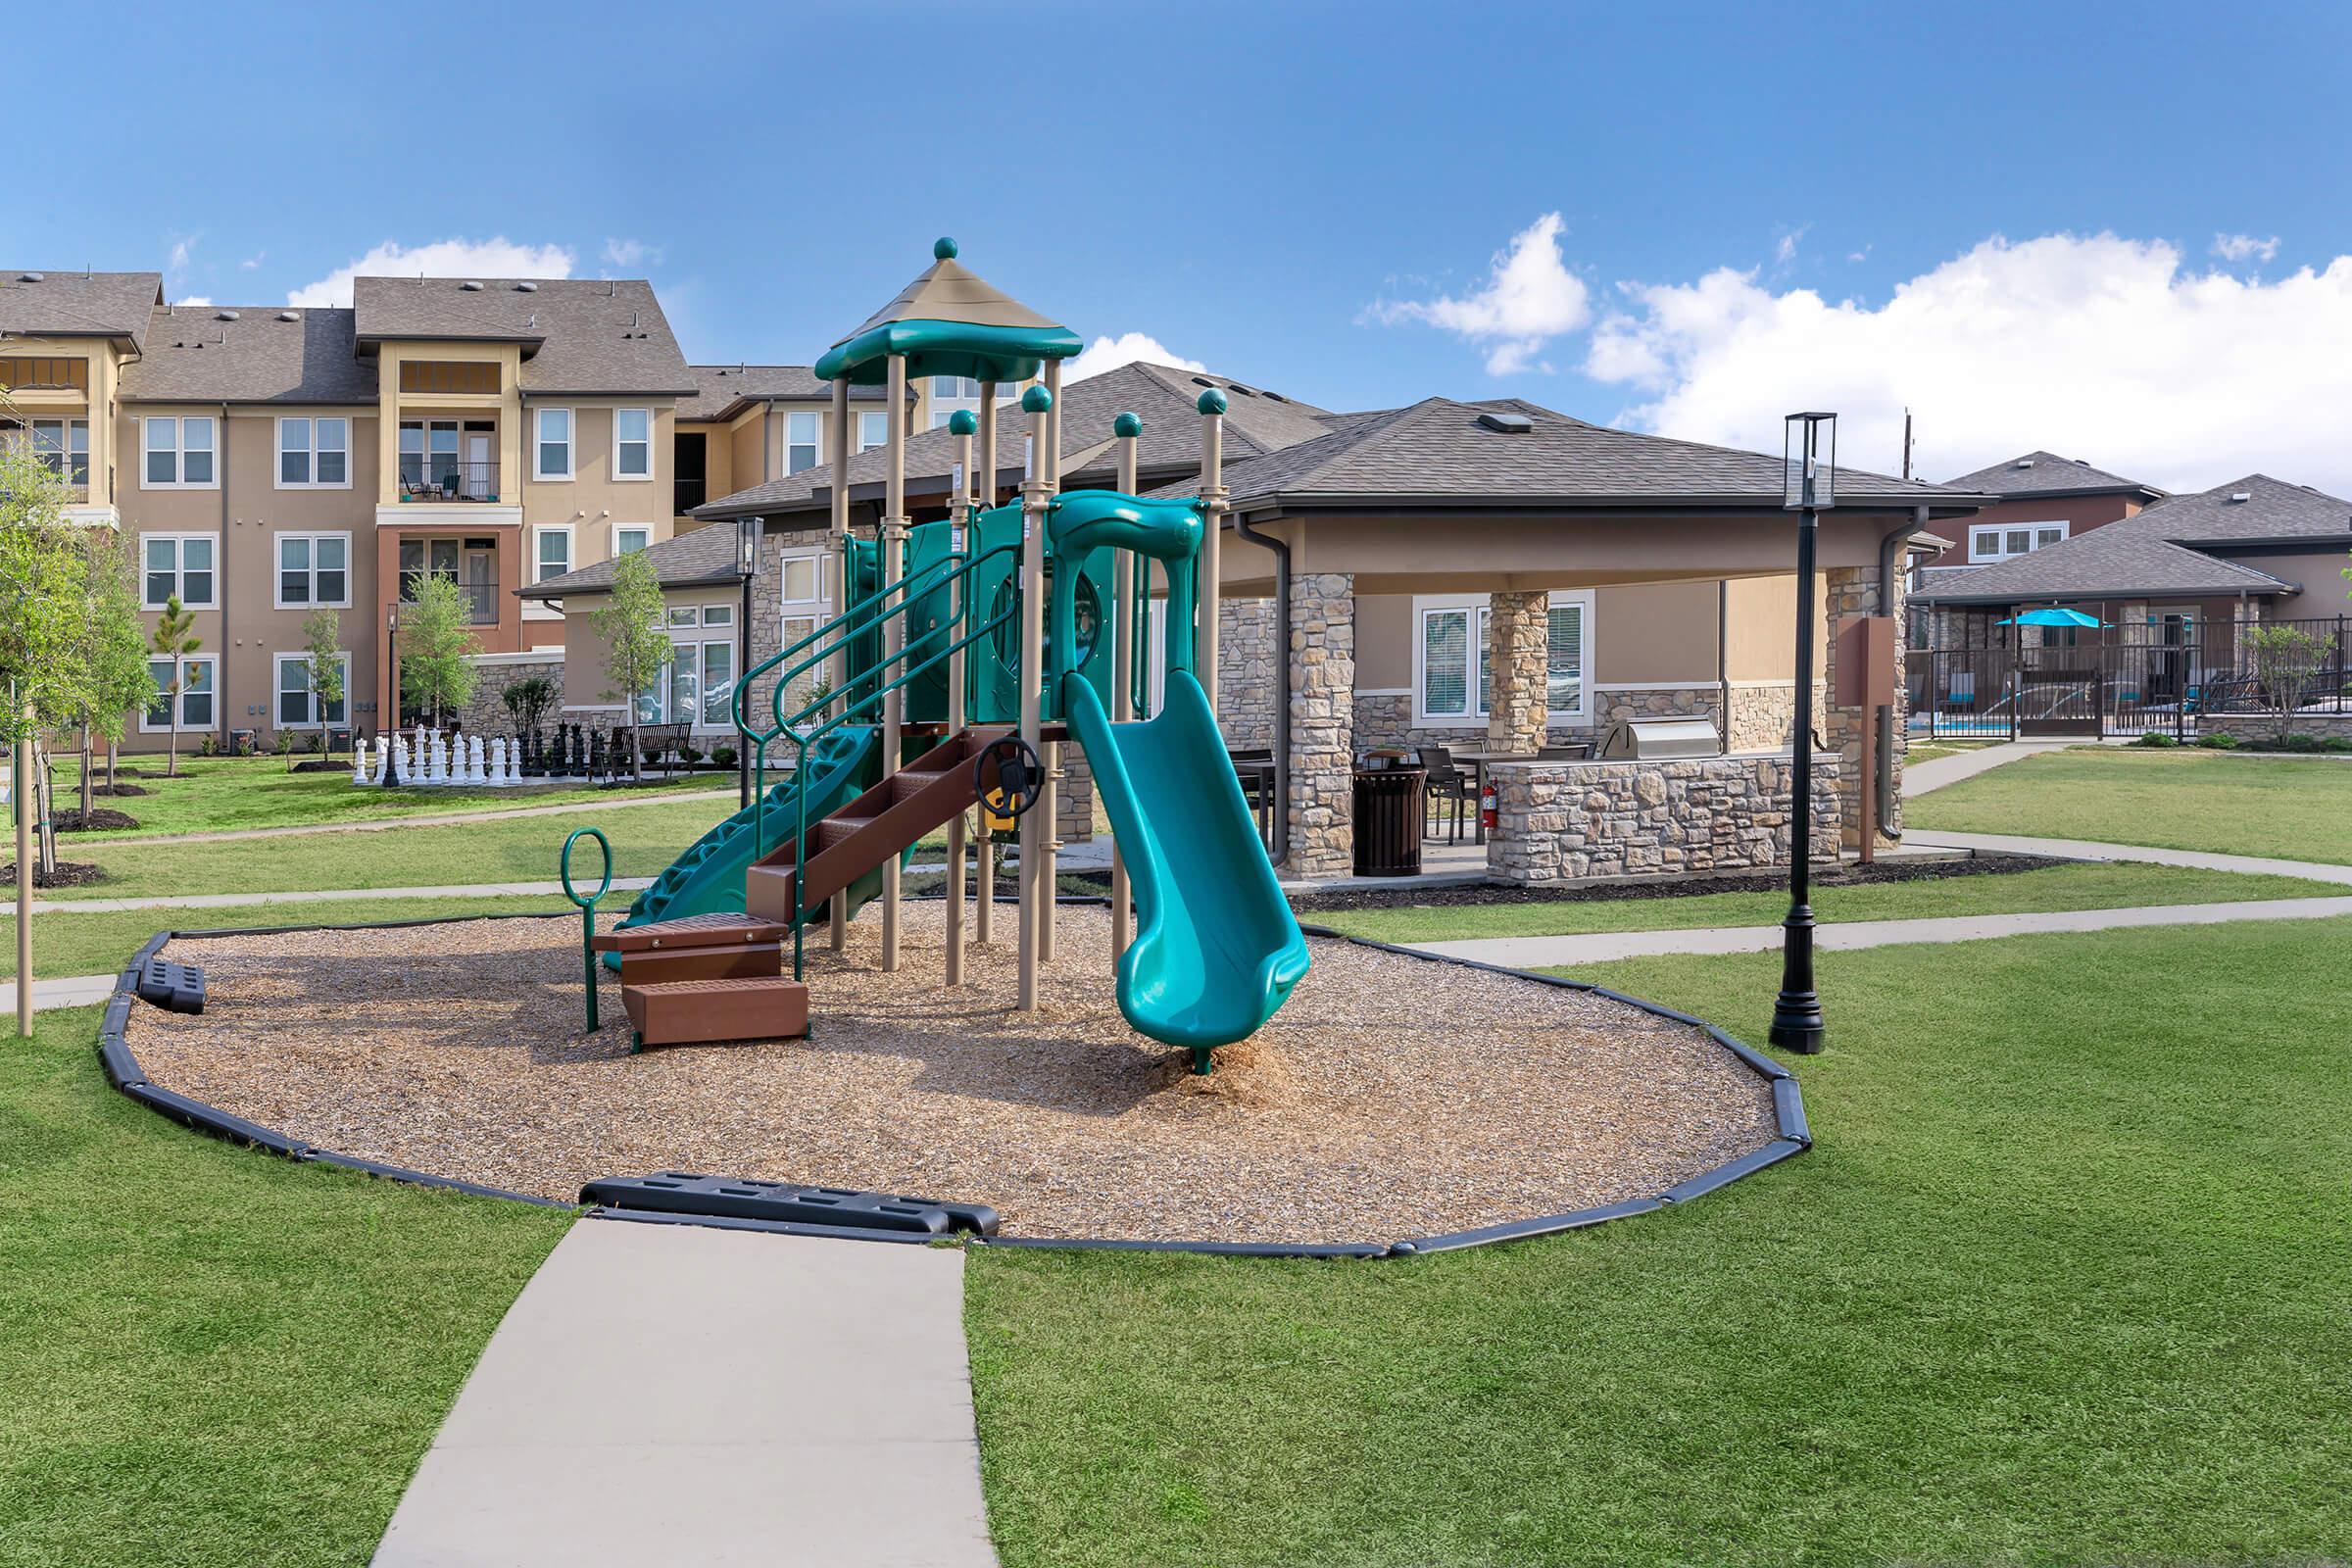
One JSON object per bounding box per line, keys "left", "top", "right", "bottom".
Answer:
{"left": 674, "top": 478, "right": 707, "bottom": 514}
{"left": 398, "top": 457, "right": 502, "bottom": 502}
{"left": 400, "top": 577, "right": 500, "bottom": 625}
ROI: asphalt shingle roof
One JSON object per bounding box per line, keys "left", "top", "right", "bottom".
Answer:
{"left": 676, "top": 364, "right": 904, "bottom": 422}
{"left": 2126, "top": 472, "right": 2352, "bottom": 544}
{"left": 1942, "top": 450, "right": 2162, "bottom": 499}
{"left": 119, "top": 305, "right": 377, "bottom": 404}
{"left": 351, "top": 276, "right": 695, "bottom": 396}
{"left": 0, "top": 270, "right": 164, "bottom": 352}
{"left": 519, "top": 523, "right": 745, "bottom": 600}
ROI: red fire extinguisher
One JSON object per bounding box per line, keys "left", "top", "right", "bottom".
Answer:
{"left": 1480, "top": 778, "right": 1497, "bottom": 834}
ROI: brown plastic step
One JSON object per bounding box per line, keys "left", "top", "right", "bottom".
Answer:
{"left": 617, "top": 942, "right": 783, "bottom": 986}
{"left": 592, "top": 911, "right": 790, "bottom": 955}
{"left": 623, "top": 977, "right": 808, "bottom": 1047}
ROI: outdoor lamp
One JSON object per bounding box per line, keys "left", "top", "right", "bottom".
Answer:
{"left": 737, "top": 512, "right": 760, "bottom": 578}
{"left": 735, "top": 515, "right": 762, "bottom": 808}
{"left": 1771, "top": 411, "right": 1836, "bottom": 1054}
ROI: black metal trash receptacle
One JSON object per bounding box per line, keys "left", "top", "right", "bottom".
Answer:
{"left": 1352, "top": 765, "right": 1425, "bottom": 877}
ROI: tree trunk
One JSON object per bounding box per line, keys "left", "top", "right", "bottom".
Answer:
{"left": 79, "top": 723, "right": 94, "bottom": 818}
{"left": 630, "top": 715, "right": 644, "bottom": 782}
{"left": 105, "top": 736, "right": 118, "bottom": 792}
{"left": 166, "top": 693, "right": 180, "bottom": 778}
{"left": 34, "top": 739, "right": 57, "bottom": 879}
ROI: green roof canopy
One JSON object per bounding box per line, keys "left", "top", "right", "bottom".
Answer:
{"left": 813, "top": 239, "right": 1082, "bottom": 386}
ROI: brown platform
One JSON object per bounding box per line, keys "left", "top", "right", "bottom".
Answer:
{"left": 612, "top": 942, "right": 784, "bottom": 986}
{"left": 623, "top": 976, "right": 809, "bottom": 1047}
{"left": 746, "top": 726, "right": 1003, "bottom": 923}
{"left": 592, "top": 911, "right": 790, "bottom": 955}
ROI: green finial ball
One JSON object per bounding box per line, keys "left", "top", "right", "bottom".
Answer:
{"left": 1021, "top": 385, "right": 1054, "bottom": 414}
{"left": 948, "top": 409, "right": 977, "bottom": 435}
{"left": 1113, "top": 412, "right": 1143, "bottom": 438}
{"left": 1196, "top": 387, "right": 1228, "bottom": 416}
{"left": 933, "top": 236, "right": 958, "bottom": 261}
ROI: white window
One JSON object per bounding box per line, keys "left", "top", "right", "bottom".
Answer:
{"left": 614, "top": 525, "right": 650, "bottom": 556}
{"left": 534, "top": 407, "right": 573, "bottom": 480}
{"left": 277, "top": 416, "right": 350, "bottom": 488}
{"left": 613, "top": 408, "right": 652, "bottom": 479}
{"left": 777, "top": 548, "right": 833, "bottom": 715}
{"left": 1972, "top": 521, "right": 2068, "bottom": 563}
{"left": 142, "top": 416, "right": 216, "bottom": 488}
{"left": 273, "top": 650, "right": 351, "bottom": 728}
{"left": 856, "top": 411, "right": 888, "bottom": 453}
{"left": 142, "top": 654, "right": 217, "bottom": 731}
{"left": 701, "top": 603, "right": 733, "bottom": 628}
{"left": 667, "top": 606, "right": 700, "bottom": 629}
{"left": 930, "top": 375, "right": 982, "bottom": 429}
{"left": 786, "top": 412, "right": 820, "bottom": 473}
{"left": 4, "top": 418, "right": 91, "bottom": 486}
{"left": 1412, "top": 592, "right": 1593, "bottom": 726}
{"left": 142, "top": 533, "right": 218, "bottom": 609}
{"left": 641, "top": 639, "right": 738, "bottom": 730}
{"left": 534, "top": 526, "right": 573, "bottom": 583}
{"left": 274, "top": 532, "right": 351, "bottom": 609}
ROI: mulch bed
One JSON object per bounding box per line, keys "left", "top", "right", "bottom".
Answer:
{"left": 0, "top": 861, "right": 106, "bottom": 890}
{"left": 51, "top": 808, "right": 140, "bottom": 833}
{"left": 127, "top": 906, "right": 1777, "bottom": 1245}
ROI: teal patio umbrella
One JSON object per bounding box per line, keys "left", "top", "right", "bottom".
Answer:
{"left": 1997, "top": 608, "right": 2108, "bottom": 628}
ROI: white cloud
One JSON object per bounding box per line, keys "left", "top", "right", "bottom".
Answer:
{"left": 168, "top": 238, "right": 194, "bottom": 270}
{"left": 287, "top": 237, "right": 575, "bottom": 307}
{"left": 1775, "top": 225, "right": 1809, "bottom": 266}
{"left": 1364, "top": 212, "right": 1591, "bottom": 375}
{"left": 602, "top": 237, "right": 662, "bottom": 270}
{"left": 175, "top": 295, "right": 213, "bottom": 308}
{"left": 1581, "top": 231, "right": 2352, "bottom": 493}
{"left": 2213, "top": 231, "right": 2279, "bottom": 265}
{"left": 240, "top": 251, "right": 265, "bottom": 270}
{"left": 1065, "top": 332, "right": 1206, "bottom": 382}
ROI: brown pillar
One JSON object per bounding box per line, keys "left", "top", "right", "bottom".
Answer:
{"left": 1822, "top": 563, "right": 1904, "bottom": 851}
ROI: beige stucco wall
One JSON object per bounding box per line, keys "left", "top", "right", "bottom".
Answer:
{"left": 558, "top": 582, "right": 736, "bottom": 712}
{"left": 1723, "top": 573, "right": 1827, "bottom": 681}
{"left": 1592, "top": 580, "right": 1721, "bottom": 684}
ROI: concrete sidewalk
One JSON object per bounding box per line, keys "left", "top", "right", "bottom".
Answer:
{"left": 1901, "top": 740, "right": 2076, "bottom": 798}
{"left": 373, "top": 1217, "right": 995, "bottom": 1568}
{"left": 1901, "top": 829, "right": 2352, "bottom": 886}
{"left": 1409, "top": 893, "right": 2352, "bottom": 968}
{"left": 0, "top": 973, "right": 121, "bottom": 1013}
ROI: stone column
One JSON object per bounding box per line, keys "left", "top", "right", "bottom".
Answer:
{"left": 1485, "top": 590, "right": 1549, "bottom": 758}
{"left": 1821, "top": 564, "right": 1906, "bottom": 851}
{"left": 1285, "top": 572, "right": 1355, "bottom": 878}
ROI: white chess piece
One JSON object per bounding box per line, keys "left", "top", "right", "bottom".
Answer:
{"left": 426, "top": 732, "right": 445, "bottom": 785}
{"left": 466, "top": 736, "right": 487, "bottom": 785}
{"left": 352, "top": 740, "right": 369, "bottom": 786}
{"left": 488, "top": 736, "right": 506, "bottom": 784}
{"left": 372, "top": 736, "right": 390, "bottom": 786}
{"left": 505, "top": 736, "right": 523, "bottom": 785}
{"left": 391, "top": 734, "right": 410, "bottom": 786}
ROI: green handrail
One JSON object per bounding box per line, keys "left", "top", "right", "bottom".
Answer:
{"left": 560, "top": 826, "right": 612, "bottom": 1032}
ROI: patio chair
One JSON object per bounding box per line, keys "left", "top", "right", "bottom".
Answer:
{"left": 1417, "top": 744, "right": 1476, "bottom": 844}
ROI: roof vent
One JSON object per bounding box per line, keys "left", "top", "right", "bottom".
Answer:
{"left": 277, "top": 310, "right": 299, "bottom": 321}
{"left": 1191, "top": 375, "right": 1215, "bottom": 388}
{"left": 2013, "top": 458, "right": 2034, "bottom": 468}
{"left": 1478, "top": 411, "right": 1534, "bottom": 434}
{"left": 1229, "top": 383, "right": 1257, "bottom": 397}
{"left": 1263, "top": 392, "right": 1289, "bottom": 403}
{"left": 514, "top": 281, "right": 539, "bottom": 293}
{"left": 460, "top": 280, "right": 484, "bottom": 291}
{"left": 2230, "top": 491, "right": 2252, "bottom": 503}
{"left": 214, "top": 309, "right": 239, "bottom": 321}
{"left": 17, "top": 271, "right": 43, "bottom": 283}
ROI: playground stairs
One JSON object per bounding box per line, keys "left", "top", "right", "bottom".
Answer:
{"left": 593, "top": 913, "right": 808, "bottom": 1046}
{"left": 745, "top": 726, "right": 1004, "bottom": 925}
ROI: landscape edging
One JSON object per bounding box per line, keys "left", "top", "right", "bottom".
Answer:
{"left": 94, "top": 909, "right": 1811, "bottom": 1255}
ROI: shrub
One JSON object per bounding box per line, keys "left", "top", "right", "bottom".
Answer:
{"left": 2196, "top": 731, "right": 2238, "bottom": 749}
{"left": 711, "top": 745, "right": 738, "bottom": 769}
{"left": 2282, "top": 734, "right": 2325, "bottom": 753}
{"left": 2132, "top": 730, "right": 2180, "bottom": 748}
{"left": 2324, "top": 736, "right": 2352, "bottom": 754}
{"left": 680, "top": 744, "right": 704, "bottom": 765}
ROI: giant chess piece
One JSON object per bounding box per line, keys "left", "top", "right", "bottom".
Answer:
{"left": 390, "top": 733, "right": 410, "bottom": 786}
{"left": 488, "top": 736, "right": 506, "bottom": 783}
{"left": 466, "top": 735, "right": 487, "bottom": 785}
{"left": 428, "top": 730, "right": 448, "bottom": 785}
{"left": 505, "top": 736, "right": 523, "bottom": 785}
{"left": 351, "top": 739, "right": 369, "bottom": 787}
{"left": 588, "top": 730, "right": 608, "bottom": 781}
{"left": 372, "top": 734, "right": 390, "bottom": 786}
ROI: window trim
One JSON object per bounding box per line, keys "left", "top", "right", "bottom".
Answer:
{"left": 1411, "top": 590, "right": 1594, "bottom": 728}
{"left": 274, "top": 416, "right": 353, "bottom": 491}
{"left": 141, "top": 416, "right": 219, "bottom": 490}
{"left": 611, "top": 407, "right": 654, "bottom": 481}
{"left": 855, "top": 411, "right": 888, "bottom": 454}
{"left": 271, "top": 649, "right": 353, "bottom": 730}
{"left": 613, "top": 524, "right": 651, "bottom": 557}
{"left": 272, "top": 530, "right": 354, "bottom": 611}
{"left": 141, "top": 531, "right": 220, "bottom": 611}
{"left": 533, "top": 406, "right": 575, "bottom": 481}
{"left": 140, "top": 653, "right": 219, "bottom": 733}
{"left": 785, "top": 410, "right": 821, "bottom": 474}
{"left": 1971, "top": 519, "right": 2070, "bottom": 564}
{"left": 533, "top": 524, "right": 574, "bottom": 584}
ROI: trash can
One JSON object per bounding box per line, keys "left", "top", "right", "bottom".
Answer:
{"left": 1352, "top": 765, "right": 1425, "bottom": 877}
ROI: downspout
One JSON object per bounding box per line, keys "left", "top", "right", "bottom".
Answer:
{"left": 219, "top": 401, "right": 232, "bottom": 754}
{"left": 1231, "top": 512, "right": 1291, "bottom": 864}
{"left": 1716, "top": 579, "right": 1730, "bottom": 752}
{"left": 1875, "top": 508, "right": 1925, "bottom": 840}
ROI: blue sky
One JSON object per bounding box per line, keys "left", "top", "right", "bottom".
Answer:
{"left": 13, "top": 0, "right": 2352, "bottom": 488}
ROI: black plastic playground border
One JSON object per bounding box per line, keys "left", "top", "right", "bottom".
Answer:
{"left": 94, "top": 907, "right": 1809, "bottom": 1257}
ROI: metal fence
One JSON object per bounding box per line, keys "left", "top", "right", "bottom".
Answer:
{"left": 1908, "top": 616, "right": 2351, "bottom": 739}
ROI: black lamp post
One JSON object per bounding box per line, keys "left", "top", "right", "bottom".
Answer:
{"left": 384, "top": 600, "right": 401, "bottom": 739}
{"left": 1771, "top": 411, "right": 1835, "bottom": 1054}
{"left": 736, "top": 514, "right": 761, "bottom": 808}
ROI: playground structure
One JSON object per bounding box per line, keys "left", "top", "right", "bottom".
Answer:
{"left": 603, "top": 240, "right": 1310, "bottom": 1070}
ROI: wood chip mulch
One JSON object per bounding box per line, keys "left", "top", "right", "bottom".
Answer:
{"left": 125, "top": 906, "right": 1778, "bottom": 1245}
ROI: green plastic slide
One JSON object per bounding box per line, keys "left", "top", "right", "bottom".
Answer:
{"left": 1066, "top": 669, "right": 1311, "bottom": 1065}
{"left": 601, "top": 726, "right": 882, "bottom": 970}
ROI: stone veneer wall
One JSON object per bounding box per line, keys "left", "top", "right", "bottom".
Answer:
{"left": 1486, "top": 590, "right": 1549, "bottom": 755}
{"left": 455, "top": 658, "right": 566, "bottom": 738}
{"left": 2201, "top": 710, "right": 2352, "bottom": 743}
{"left": 1286, "top": 573, "right": 1356, "bottom": 877}
{"left": 1217, "top": 598, "right": 1277, "bottom": 750}
{"left": 1354, "top": 685, "right": 1747, "bottom": 755}
{"left": 1487, "top": 754, "right": 1843, "bottom": 884}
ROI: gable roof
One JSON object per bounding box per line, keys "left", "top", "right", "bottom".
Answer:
{"left": 0, "top": 270, "right": 165, "bottom": 352}
{"left": 350, "top": 276, "right": 695, "bottom": 396}
{"left": 689, "top": 362, "right": 1338, "bottom": 520}
{"left": 675, "top": 364, "right": 903, "bottom": 422}
{"left": 1154, "top": 397, "right": 1984, "bottom": 516}
{"left": 119, "top": 304, "right": 377, "bottom": 404}
{"left": 1909, "top": 525, "right": 2295, "bottom": 604}
{"left": 1943, "top": 450, "right": 2164, "bottom": 501}
{"left": 2125, "top": 472, "right": 2352, "bottom": 545}
{"left": 518, "top": 523, "right": 746, "bottom": 601}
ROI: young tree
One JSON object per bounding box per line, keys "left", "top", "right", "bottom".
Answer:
{"left": 73, "top": 527, "right": 155, "bottom": 821}
{"left": 2241, "top": 622, "right": 2338, "bottom": 746}
{"left": 146, "top": 597, "right": 201, "bottom": 779}
{"left": 397, "top": 574, "right": 481, "bottom": 729}
{"left": 591, "top": 551, "right": 670, "bottom": 782}
{"left": 500, "top": 674, "right": 556, "bottom": 739}
{"left": 299, "top": 608, "right": 347, "bottom": 763}
{"left": 0, "top": 446, "right": 105, "bottom": 880}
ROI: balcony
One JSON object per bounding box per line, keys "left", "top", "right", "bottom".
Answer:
{"left": 399, "top": 576, "right": 500, "bottom": 626}
{"left": 399, "top": 457, "right": 502, "bottom": 503}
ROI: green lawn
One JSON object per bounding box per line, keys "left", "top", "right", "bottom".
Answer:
{"left": 48, "top": 754, "right": 722, "bottom": 841}
{"left": 1308, "top": 858, "right": 2338, "bottom": 946}
{"left": 966, "top": 918, "right": 2351, "bottom": 1566}
{"left": 35, "top": 796, "right": 738, "bottom": 901}
{"left": 1909, "top": 747, "right": 2352, "bottom": 862}
{"left": 1903, "top": 738, "right": 1993, "bottom": 765}
{"left": 11, "top": 895, "right": 573, "bottom": 979}
{"left": 0, "top": 1006, "right": 567, "bottom": 1567}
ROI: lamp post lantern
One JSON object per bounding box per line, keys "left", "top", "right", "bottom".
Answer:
{"left": 1772, "top": 412, "right": 1836, "bottom": 1054}
{"left": 384, "top": 599, "right": 401, "bottom": 737}
{"left": 736, "top": 514, "right": 761, "bottom": 808}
